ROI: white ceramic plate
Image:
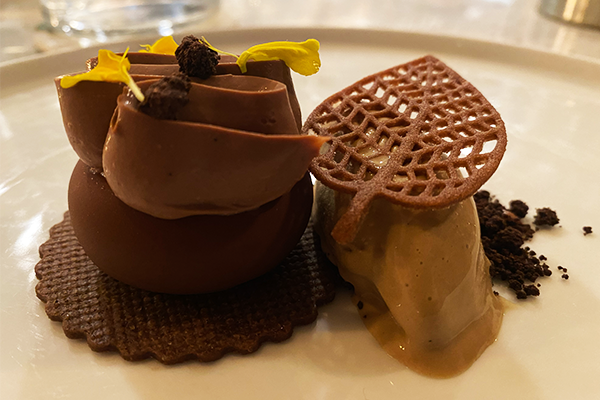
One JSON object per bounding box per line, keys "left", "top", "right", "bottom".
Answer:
{"left": 1, "top": 28, "right": 599, "bottom": 400}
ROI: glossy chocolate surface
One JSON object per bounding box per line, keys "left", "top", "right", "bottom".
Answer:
{"left": 103, "top": 89, "right": 326, "bottom": 218}
{"left": 68, "top": 161, "right": 314, "bottom": 294}
{"left": 58, "top": 53, "right": 303, "bottom": 168}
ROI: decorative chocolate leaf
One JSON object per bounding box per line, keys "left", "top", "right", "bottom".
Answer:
{"left": 304, "top": 56, "right": 507, "bottom": 244}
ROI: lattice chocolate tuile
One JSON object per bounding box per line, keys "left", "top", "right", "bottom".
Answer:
{"left": 303, "top": 56, "right": 507, "bottom": 244}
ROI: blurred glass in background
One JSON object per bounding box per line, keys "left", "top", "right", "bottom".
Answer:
{"left": 39, "top": 0, "right": 219, "bottom": 39}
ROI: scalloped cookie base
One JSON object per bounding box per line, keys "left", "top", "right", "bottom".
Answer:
{"left": 35, "top": 212, "right": 338, "bottom": 364}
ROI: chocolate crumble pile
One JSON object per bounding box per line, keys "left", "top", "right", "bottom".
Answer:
{"left": 583, "top": 226, "right": 593, "bottom": 236}
{"left": 175, "top": 35, "right": 220, "bottom": 79}
{"left": 475, "top": 191, "right": 554, "bottom": 299}
{"left": 138, "top": 73, "right": 192, "bottom": 120}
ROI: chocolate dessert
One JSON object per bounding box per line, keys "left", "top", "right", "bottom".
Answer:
{"left": 53, "top": 36, "right": 324, "bottom": 294}
{"left": 36, "top": 36, "right": 338, "bottom": 363}
{"left": 304, "top": 56, "right": 507, "bottom": 377}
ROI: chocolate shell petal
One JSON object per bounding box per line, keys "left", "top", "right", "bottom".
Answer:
{"left": 103, "top": 94, "right": 328, "bottom": 218}
{"left": 142, "top": 75, "right": 298, "bottom": 135}
{"left": 217, "top": 56, "right": 302, "bottom": 130}
{"left": 55, "top": 72, "right": 174, "bottom": 168}
{"left": 54, "top": 77, "right": 124, "bottom": 168}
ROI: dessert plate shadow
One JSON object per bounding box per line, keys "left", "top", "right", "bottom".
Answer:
{"left": 1, "top": 28, "right": 599, "bottom": 400}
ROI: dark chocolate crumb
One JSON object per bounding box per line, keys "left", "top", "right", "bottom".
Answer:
{"left": 357, "top": 301, "right": 364, "bottom": 310}
{"left": 516, "top": 290, "right": 527, "bottom": 299}
{"left": 558, "top": 266, "right": 563, "bottom": 270}
{"left": 583, "top": 226, "right": 593, "bottom": 235}
{"left": 539, "top": 255, "right": 547, "bottom": 261}
{"left": 475, "top": 191, "right": 546, "bottom": 300}
{"left": 493, "top": 291, "right": 499, "bottom": 296}
{"left": 175, "top": 35, "right": 220, "bottom": 79}
{"left": 562, "top": 268, "right": 567, "bottom": 273}
{"left": 524, "top": 284, "right": 540, "bottom": 297}
{"left": 534, "top": 207, "right": 559, "bottom": 227}
{"left": 562, "top": 274, "right": 569, "bottom": 280}
{"left": 138, "top": 73, "right": 192, "bottom": 120}
{"left": 509, "top": 200, "right": 529, "bottom": 219}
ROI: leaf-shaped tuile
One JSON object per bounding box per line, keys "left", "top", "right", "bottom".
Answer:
{"left": 303, "top": 56, "right": 507, "bottom": 244}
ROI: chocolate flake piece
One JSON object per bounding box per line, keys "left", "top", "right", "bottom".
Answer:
{"left": 175, "top": 35, "right": 220, "bottom": 79}
{"left": 508, "top": 200, "right": 529, "bottom": 219}
{"left": 35, "top": 213, "right": 338, "bottom": 364}
{"left": 304, "top": 56, "right": 507, "bottom": 244}
{"left": 138, "top": 73, "right": 192, "bottom": 120}
{"left": 583, "top": 226, "right": 593, "bottom": 235}
{"left": 562, "top": 274, "right": 569, "bottom": 280}
{"left": 533, "top": 207, "right": 559, "bottom": 227}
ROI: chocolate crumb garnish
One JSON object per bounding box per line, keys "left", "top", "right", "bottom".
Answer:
{"left": 509, "top": 200, "right": 529, "bottom": 219}
{"left": 558, "top": 266, "right": 563, "bottom": 270}
{"left": 475, "top": 190, "right": 551, "bottom": 299}
{"left": 175, "top": 35, "right": 220, "bottom": 79}
{"left": 357, "top": 301, "right": 364, "bottom": 310}
{"left": 562, "top": 274, "right": 569, "bottom": 280}
{"left": 138, "top": 73, "right": 191, "bottom": 120}
{"left": 534, "top": 207, "right": 559, "bottom": 227}
{"left": 583, "top": 226, "right": 593, "bottom": 235}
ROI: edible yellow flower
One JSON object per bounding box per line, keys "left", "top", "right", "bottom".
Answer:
{"left": 60, "top": 48, "right": 145, "bottom": 102}
{"left": 139, "top": 36, "right": 179, "bottom": 55}
{"left": 205, "top": 38, "right": 321, "bottom": 76}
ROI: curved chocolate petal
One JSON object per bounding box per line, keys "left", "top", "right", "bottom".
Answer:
{"left": 217, "top": 56, "right": 302, "bottom": 130}
{"left": 103, "top": 94, "right": 328, "bottom": 218}
{"left": 87, "top": 54, "right": 301, "bottom": 128}
{"left": 54, "top": 73, "right": 164, "bottom": 168}
{"left": 137, "top": 76, "right": 297, "bottom": 135}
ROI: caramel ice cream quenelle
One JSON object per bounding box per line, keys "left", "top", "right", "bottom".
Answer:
{"left": 304, "top": 56, "right": 508, "bottom": 377}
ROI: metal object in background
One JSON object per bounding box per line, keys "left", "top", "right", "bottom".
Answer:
{"left": 540, "top": 0, "right": 600, "bottom": 29}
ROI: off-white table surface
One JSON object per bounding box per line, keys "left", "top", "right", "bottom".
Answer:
{"left": 1, "top": 0, "right": 600, "bottom": 64}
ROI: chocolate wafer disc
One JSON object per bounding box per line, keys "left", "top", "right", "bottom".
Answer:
{"left": 304, "top": 56, "right": 507, "bottom": 244}
{"left": 35, "top": 213, "right": 337, "bottom": 364}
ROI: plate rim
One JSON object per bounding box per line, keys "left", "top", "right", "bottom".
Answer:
{"left": 1, "top": 27, "right": 600, "bottom": 96}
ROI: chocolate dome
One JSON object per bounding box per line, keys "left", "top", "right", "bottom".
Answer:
{"left": 68, "top": 161, "right": 314, "bottom": 294}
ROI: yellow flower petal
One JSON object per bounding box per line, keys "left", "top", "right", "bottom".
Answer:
{"left": 60, "top": 49, "right": 145, "bottom": 102}
{"left": 139, "top": 36, "right": 179, "bottom": 55}
{"left": 236, "top": 39, "right": 321, "bottom": 76}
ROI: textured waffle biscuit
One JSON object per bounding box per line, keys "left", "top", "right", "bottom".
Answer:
{"left": 304, "top": 56, "right": 507, "bottom": 244}
{"left": 35, "top": 212, "right": 337, "bottom": 364}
